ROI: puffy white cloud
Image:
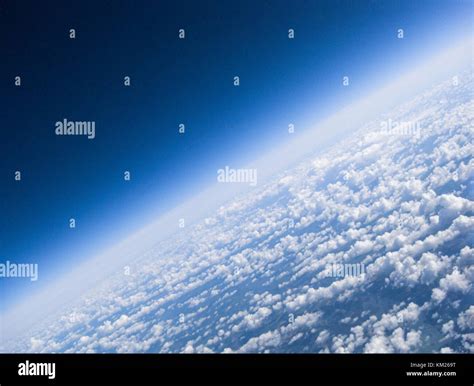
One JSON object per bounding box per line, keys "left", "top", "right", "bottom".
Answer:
{"left": 237, "top": 330, "right": 282, "bottom": 353}
{"left": 432, "top": 268, "right": 471, "bottom": 303}
{"left": 457, "top": 306, "right": 474, "bottom": 331}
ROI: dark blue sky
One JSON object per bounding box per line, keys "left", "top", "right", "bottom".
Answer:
{"left": 0, "top": 0, "right": 471, "bottom": 311}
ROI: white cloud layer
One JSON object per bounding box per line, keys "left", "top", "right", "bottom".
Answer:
{"left": 2, "top": 68, "right": 473, "bottom": 354}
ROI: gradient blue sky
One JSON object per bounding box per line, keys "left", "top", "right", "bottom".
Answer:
{"left": 0, "top": 0, "right": 472, "bottom": 311}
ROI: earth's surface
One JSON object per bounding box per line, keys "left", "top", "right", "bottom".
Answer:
{"left": 7, "top": 73, "right": 473, "bottom": 353}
